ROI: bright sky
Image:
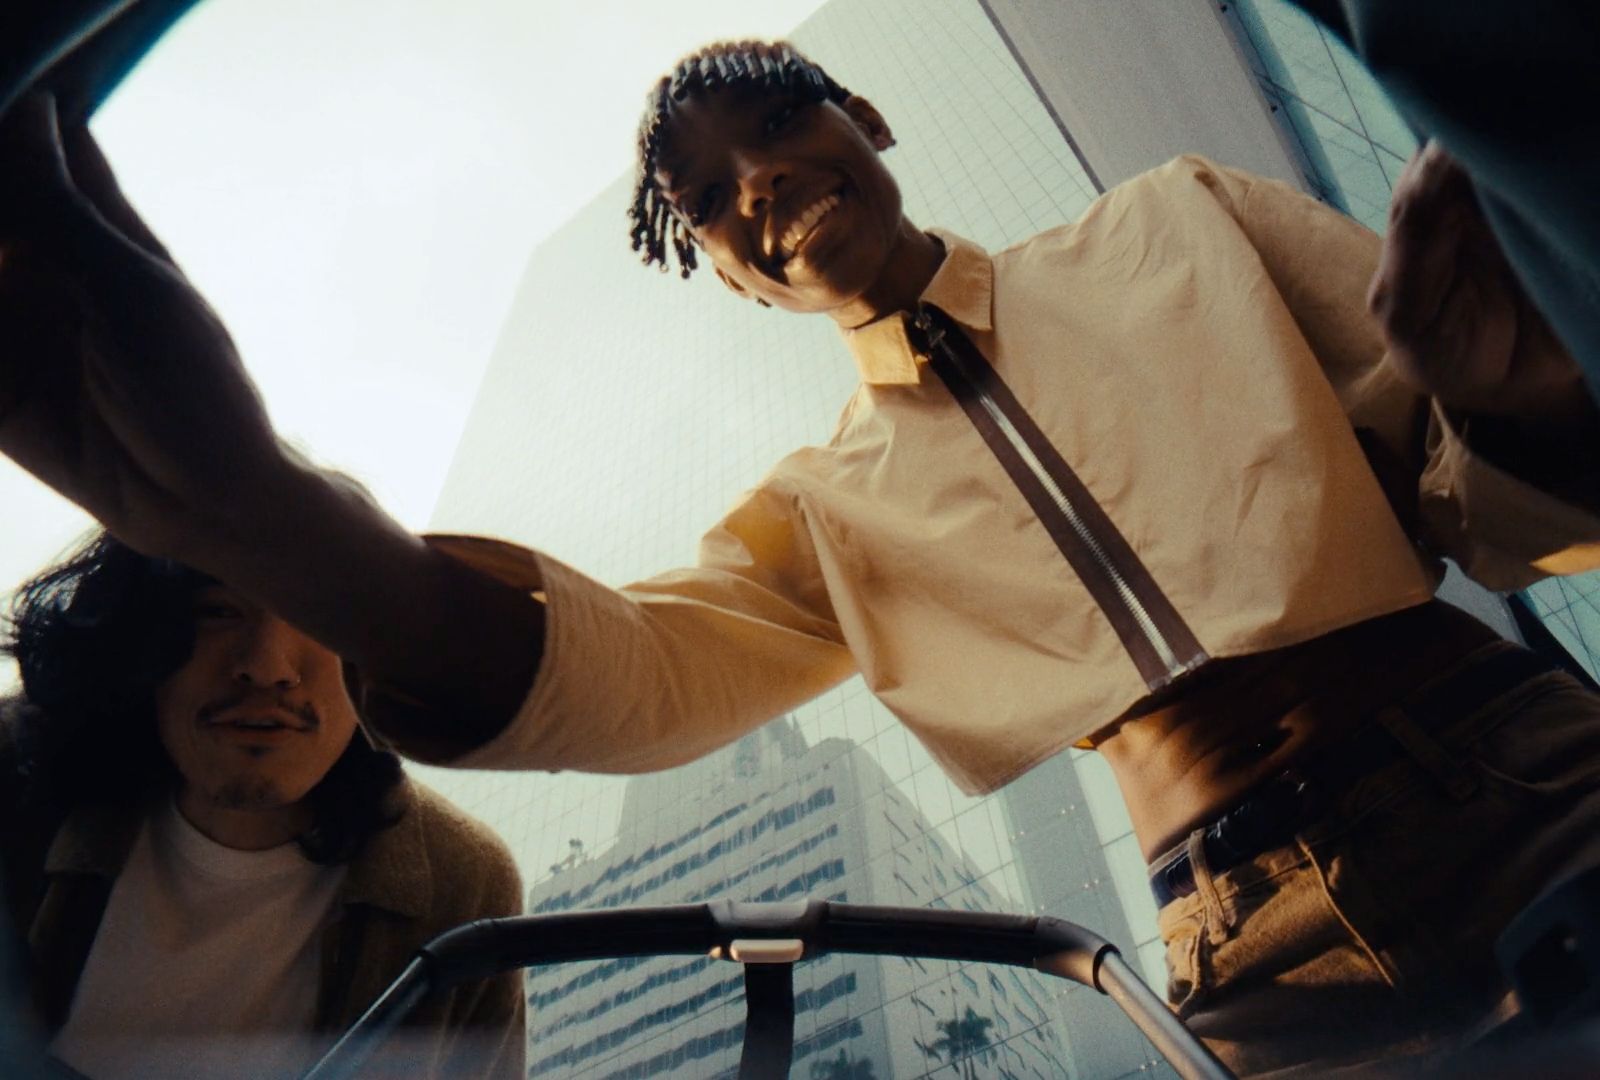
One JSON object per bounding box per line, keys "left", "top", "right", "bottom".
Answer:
{"left": 0, "top": 0, "right": 827, "bottom": 674}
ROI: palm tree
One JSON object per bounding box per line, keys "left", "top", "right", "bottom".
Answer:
{"left": 809, "top": 1048, "right": 877, "bottom": 1079}
{"left": 925, "top": 1006, "right": 996, "bottom": 1080}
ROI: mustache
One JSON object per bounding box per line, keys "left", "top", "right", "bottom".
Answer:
{"left": 197, "top": 688, "right": 321, "bottom": 731}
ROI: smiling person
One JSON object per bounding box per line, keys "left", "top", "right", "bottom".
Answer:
{"left": 3, "top": 38, "right": 1600, "bottom": 1077}
{"left": 0, "top": 533, "right": 523, "bottom": 1080}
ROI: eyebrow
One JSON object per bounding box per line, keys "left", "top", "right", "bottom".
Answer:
{"left": 655, "top": 156, "right": 701, "bottom": 217}
{"left": 654, "top": 85, "right": 778, "bottom": 189}
{"left": 655, "top": 138, "right": 694, "bottom": 195}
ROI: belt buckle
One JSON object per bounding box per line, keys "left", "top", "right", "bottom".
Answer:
{"left": 1149, "top": 769, "right": 1325, "bottom": 910}
{"left": 1210, "top": 770, "right": 1318, "bottom": 864}
{"left": 1152, "top": 849, "right": 1197, "bottom": 907}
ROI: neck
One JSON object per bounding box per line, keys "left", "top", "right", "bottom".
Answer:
{"left": 830, "top": 217, "right": 945, "bottom": 330}
{"left": 175, "top": 787, "right": 311, "bottom": 851}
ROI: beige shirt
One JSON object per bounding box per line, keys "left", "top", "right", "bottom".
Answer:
{"left": 431, "top": 156, "right": 1600, "bottom": 795}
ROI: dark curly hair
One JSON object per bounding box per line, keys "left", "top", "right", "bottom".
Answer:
{"left": 628, "top": 39, "right": 852, "bottom": 279}
{"left": 2, "top": 531, "right": 404, "bottom": 865}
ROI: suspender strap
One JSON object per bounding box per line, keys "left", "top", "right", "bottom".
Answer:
{"left": 913, "top": 304, "right": 1206, "bottom": 689}
{"left": 737, "top": 962, "right": 796, "bottom": 1080}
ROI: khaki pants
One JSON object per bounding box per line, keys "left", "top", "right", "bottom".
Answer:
{"left": 1157, "top": 647, "right": 1600, "bottom": 1078}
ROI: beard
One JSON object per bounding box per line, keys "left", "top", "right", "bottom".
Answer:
{"left": 205, "top": 774, "right": 289, "bottom": 811}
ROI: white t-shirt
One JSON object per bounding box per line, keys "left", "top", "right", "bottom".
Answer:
{"left": 49, "top": 801, "right": 347, "bottom": 1080}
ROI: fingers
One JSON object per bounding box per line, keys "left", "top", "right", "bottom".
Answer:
{"left": 1368, "top": 138, "right": 1540, "bottom": 411}
{"left": 1367, "top": 141, "right": 1472, "bottom": 344}
{"left": 0, "top": 93, "right": 177, "bottom": 272}
{"left": 62, "top": 124, "right": 174, "bottom": 264}
{"left": 0, "top": 93, "right": 76, "bottom": 232}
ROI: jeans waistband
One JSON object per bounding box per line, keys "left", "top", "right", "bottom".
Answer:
{"left": 1149, "top": 644, "right": 1558, "bottom": 910}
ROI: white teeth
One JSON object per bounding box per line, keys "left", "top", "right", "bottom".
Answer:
{"left": 779, "top": 193, "right": 841, "bottom": 256}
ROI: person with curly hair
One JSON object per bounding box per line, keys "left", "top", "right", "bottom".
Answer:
{"left": 1, "top": 532, "right": 524, "bottom": 1080}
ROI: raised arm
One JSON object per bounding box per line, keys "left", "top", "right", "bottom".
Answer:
{"left": 1178, "top": 152, "right": 1600, "bottom": 589}
{"left": 1366, "top": 139, "right": 1599, "bottom": 492}
{"left": 0, "top": 95, "right": 544, "bottom": 753}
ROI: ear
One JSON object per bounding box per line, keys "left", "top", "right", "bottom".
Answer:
{"left": 842, "top": 95, "right": 896, "bottom": 151}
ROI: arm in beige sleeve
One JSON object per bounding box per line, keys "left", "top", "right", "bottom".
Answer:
{"left": 382, "top": 477, "right": 857, "bottom": 773}
{"left": 1179, "top": 154, "right": 1600, "bottom": 590}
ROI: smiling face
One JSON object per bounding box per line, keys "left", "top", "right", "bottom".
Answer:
{"left": 154, "top": 586, "right": 359, "bottom": 818}
{"left": 654, "top": 87, "right": 908, "bottom": 322}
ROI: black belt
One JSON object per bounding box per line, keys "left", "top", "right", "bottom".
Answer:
{"left": 1149, "top": 646, "right": 1558, "bottom": 910}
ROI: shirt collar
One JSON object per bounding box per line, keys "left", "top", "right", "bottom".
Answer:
{"left": 841, "top": 229, "right": 994, "bottom": 385}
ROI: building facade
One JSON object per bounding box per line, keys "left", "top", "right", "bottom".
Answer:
{"left": 522, "top": 722, "right": 1068, "bottom": 1078}
{"left": 417, "top": 1, "right": 1593, "bottom": 1076}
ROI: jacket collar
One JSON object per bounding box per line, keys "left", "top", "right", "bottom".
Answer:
{"left": 338, "top": 779, "right": 429, "bottom": 919}
{"left": 841, "top": 229, "right": 994, "bottom": 385}
{"left": 43, "top": 802, "right": 142, "bottom": 879}
{"left": 44, "top": 781, "right": 429, "bottom": 920}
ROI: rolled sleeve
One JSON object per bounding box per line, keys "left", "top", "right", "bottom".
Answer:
{"left": 1420, "top": 403, "right": 1600, "bottom": 589}
{"left": 417, "top": 481, "right": 856, "bottom": 774}
{"left": 1181, "top": 154, "right": 1600, "bottom": 591}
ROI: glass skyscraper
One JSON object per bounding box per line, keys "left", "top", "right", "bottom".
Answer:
{"left": 416, "top": 0, "right": 1593, "bottom": 1076}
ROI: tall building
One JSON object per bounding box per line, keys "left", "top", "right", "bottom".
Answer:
{"left": 522, "top": 721, "right": 1068, "bottom": 1078}
{"left": 419, "top": 1, "right": 1589, "bottom": 1076}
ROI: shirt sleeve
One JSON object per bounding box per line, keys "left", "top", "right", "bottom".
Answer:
{"left": 421, "top": 476, "right": 856, "bottom": 774}
{"left": 1175, "top": 154, "right": 1600, "bottom": 590}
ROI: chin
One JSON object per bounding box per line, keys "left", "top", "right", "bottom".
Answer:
{"left": 208, "top": 775, "right": 296, "bottom": 812}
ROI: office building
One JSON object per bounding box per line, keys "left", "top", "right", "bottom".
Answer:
{"left": 522, "top": 721, "right": 1068, "bottom": 1077}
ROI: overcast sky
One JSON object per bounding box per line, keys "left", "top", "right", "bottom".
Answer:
{"left": 0, "top": 0, "right": 827, "bottom": 675}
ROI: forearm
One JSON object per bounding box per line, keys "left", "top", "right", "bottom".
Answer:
{"left": 0, "top": 106, "right": 543, "bottom": 754}
{"left": 48, "top": 197, "right": 544, "bottom": 750}
{"left": 202, "top": 456, "right": 546, "bottom": 757}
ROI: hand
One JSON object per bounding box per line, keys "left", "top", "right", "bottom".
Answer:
{"left": 0, "top": 94, "right": 286, "bottom": 561}
{"left": 1367, "top": 139, "right": 1587, "bottom": 422}
{"left": 2, "top": 96, "right": 547, "bottom": 736}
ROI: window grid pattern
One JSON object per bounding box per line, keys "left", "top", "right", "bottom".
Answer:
{"left": 1223, "top": 0, "right": 1418, "bottom": 232}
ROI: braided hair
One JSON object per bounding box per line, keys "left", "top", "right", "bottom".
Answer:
{"left": 629, "top": 40, "right": 852, "bottom": 279}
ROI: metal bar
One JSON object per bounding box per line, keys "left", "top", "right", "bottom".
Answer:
{"left": 1097, "top": 952, "right": 1233, "bottom": 1080}
{"left": 300, "top": 901, "right": 1233, "bottom": 1079}
{"left": 421, "top": 906, "right": 722, "bottom": 986}
{"left": 300, "top": 958, "right": 433, "bottom": 1080}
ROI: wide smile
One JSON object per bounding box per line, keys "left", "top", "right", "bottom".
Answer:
{"left": 774, "top": 188, "right": 845, "bottom": 264}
